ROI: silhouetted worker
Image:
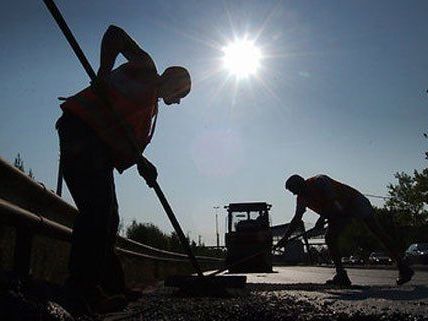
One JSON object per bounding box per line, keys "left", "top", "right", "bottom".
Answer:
{"left": 278, "top": 174, "right": 414, "bottom": 287}
{"left": 56, "top": 25, "right": 191, "bottom": 313}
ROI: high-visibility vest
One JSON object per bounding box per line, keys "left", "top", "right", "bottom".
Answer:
{"left": 60, "top": 62, "right": 158, "bottom": 173}
{"left": 297, "top": 175, "right": 362, "bottom": 216}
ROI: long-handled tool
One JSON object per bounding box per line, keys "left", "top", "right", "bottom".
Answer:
{"left": 208, "top": 224, "right": 326, "bottom": 276}
{"left": 43, "top": 0, "right": 245, "bottom": 294}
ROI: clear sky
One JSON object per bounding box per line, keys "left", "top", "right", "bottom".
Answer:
{"left": 1, "top": 0, "right": 427, "bottom": 246}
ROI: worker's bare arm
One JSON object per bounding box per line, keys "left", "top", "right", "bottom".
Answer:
{"left": 98, "top": 25, "right": 154, "bottom": 77}
{"left": 285, "top": 207, "right": 305, "bottom": 239}
{"left": 277, "top": 202, "right": 305, "bottom": 247}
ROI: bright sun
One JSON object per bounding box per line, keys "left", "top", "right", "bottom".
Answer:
{"left": 222, "top": 39, "right": 262, "bottom": 78}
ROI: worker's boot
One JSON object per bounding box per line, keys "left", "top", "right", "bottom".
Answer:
{"left": 325, "top": 270, "right": 352, "bottom": 287}
{"left": 396, "top": 262, "right": 414, "bottom": 286}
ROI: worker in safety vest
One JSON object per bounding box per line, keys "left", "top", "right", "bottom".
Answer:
{"left": 277, "top": 174, "right": 414, "bottom": 287}
{"left": 56, "top": 25, "right": 191, "bottom": 313}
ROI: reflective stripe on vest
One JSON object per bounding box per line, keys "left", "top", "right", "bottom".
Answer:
{"left": 60, "top": 63, "right": 158, "bottom": 172}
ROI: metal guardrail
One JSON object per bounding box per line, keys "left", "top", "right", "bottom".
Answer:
{"left": 0, "top": 156, "right": 222, "bottom": 278}
{"left": 0, "top": 157, "right": 76, "bottom": 228}
{"left": 0, "top": 198, "right": 71, "bottom": 276}
{"left": 0, "top": 198, "right": 197, "bottom": 275}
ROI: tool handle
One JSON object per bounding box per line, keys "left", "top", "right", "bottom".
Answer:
{"left": 153, "top": 182, "right": 203, "bottom": 276}
{"left": 43, "top": 0, "right": 97, "bottom": 80}
{"left": 43, "top": 0, "right": 203, "bottom": 276}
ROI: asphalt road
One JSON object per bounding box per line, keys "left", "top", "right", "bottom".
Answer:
{"left": 242, "top": 266, "right": 428, "bottom": 317}
{"left": 104, "top": 266, "right": 427, "bottom": 321}
{"left": 246, "top": 265, "right": 428, "bottom": 286}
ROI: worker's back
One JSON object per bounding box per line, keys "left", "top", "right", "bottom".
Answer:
{"left": 301, "top": 175, "right": 362, "bottom": 215}
{"left": 60, "top": 61, "right": 159, "bottom": 172}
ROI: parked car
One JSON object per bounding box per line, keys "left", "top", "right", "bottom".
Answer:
{"left": 405, "top": 243, "right": 428, "bottom": 265}
{"left": 349, "top": 255, "right": 364, "bottom": 265}
{"left": 368, "top": 252, "right": 392, "bottom": 265}
{"left": 341, "top": 256, "right": 351, "bottom": 265}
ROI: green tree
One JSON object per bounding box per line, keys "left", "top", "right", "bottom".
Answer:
{"left": 14, "top": 153, "right": 24, "bottom": 172}
{"left": 414, "top": 168, "right": 428, "bottom": 204}
{"left": 125, "top": 220, "right": 225, "bottom": 258}
{"left": 13, "top": 153, "right": 35, "bottom": 179}
{"left": 126, "top": 220, "right": 170, "bottom": 250}
{"left": 168, "top": 231, "right": 184, "bottom": 252}
{"left": 376, "top": 131, "right": 428, "bottom": 246}
{"left": 385, "top": 171, "right": 427, "bottom": 225}
{"left": 385, "top": 134, "right": 428, "bottom": 225}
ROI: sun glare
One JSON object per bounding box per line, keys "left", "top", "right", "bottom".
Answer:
{"left": 223, "top": 39, "right": 262, "bottom": 78}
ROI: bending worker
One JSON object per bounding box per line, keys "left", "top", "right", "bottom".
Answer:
{"left": 278, "top": 174, "right": 414, "bottom": 286}
{"left": 56, "top": 25, "right": 191, "bottom": 312}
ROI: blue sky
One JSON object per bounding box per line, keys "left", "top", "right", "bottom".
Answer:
{"left": 1, "top": 1, "right": 427, "bottom": 245}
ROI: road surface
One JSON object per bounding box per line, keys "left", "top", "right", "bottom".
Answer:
{"left": 105, "top": 266, "right": 428, "bottom": 321}
{"left": 244, "top": 266, "right": 428, "bottom": 316}
{"left": 247, "top": 265, "right": 428, "bottom": 286}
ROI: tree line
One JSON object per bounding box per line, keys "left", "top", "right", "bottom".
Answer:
{"left": 125, "top": 220, "right": 225, "bottom": 258}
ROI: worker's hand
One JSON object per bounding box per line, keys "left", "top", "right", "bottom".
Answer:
{"left": 137, "top": 158, "right": 158, "bottom": 188}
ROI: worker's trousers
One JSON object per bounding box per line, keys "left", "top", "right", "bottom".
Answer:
{"left": 56, "top": 112, "right": 125, "bottom": 293}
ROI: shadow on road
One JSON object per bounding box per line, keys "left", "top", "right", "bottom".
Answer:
{"left": 247, "top": 283, "right": 428, "bottom": 301}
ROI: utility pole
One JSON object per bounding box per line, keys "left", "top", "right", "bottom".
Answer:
{"left": 214, "top": 206, "right": 220, "bottom": 248}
